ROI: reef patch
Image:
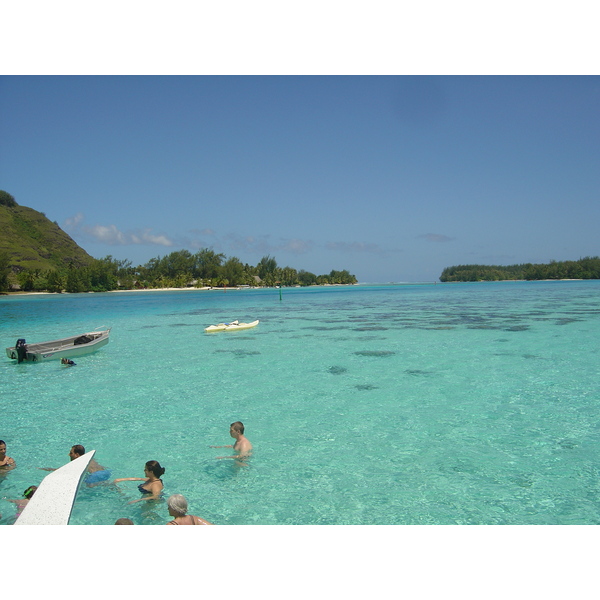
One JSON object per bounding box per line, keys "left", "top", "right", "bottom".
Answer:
{"left": 328, "top": 366, "right": 348, "bottom": 375}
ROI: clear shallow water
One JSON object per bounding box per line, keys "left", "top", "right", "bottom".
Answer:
{"left": 1, "top": 281, "right": 599, "bottom": 525}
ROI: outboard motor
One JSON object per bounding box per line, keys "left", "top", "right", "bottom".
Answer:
{"left": 15, "top": 338, "right": 27, "bottom": 363}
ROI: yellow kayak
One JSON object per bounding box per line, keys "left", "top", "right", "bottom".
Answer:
{"left": 204, "top": 320, "right": 238, "bottom": 332}
{"left": 224, "top": 320, "right": 259, "bottom": 331}
{"left": 204, "top": 320, "right": 259, "bottom": 332}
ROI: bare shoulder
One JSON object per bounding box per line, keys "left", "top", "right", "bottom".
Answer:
{"left": 88, "top": 459, "right": 103, "bottom": 472}
{"left": 236, "top": 438, "right": 252, "bottom": 454}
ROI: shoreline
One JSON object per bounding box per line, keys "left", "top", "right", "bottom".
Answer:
{"left": 0, "top": 283, "right": 359, "bottom": 297}
{"left": 1, "top": 286, "right": 236, "bottom": 296}
{"left": 2, "top": 279, "right": 592, "bottom": 297}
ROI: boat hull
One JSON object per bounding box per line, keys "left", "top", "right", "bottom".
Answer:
{"left": 6, "top": 329, "right": 111, "bottom": 362}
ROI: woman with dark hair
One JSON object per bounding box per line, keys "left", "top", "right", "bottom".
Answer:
{"left": 4, "top": 485, "right": 37, "bottom": 521}
{"left": 0, "top": 440, "right": 16, "bottom": 471}
{"left": 114, "top": 460, "right": 165, "bottom": 503}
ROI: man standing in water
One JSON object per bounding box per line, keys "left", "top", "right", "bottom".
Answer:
{"left": 40, "top": 444, "right": 111, "bottom": 485}
{"left": 210, "top": 421, "right": 253, "bottom": 464}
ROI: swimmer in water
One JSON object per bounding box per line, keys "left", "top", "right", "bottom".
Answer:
{"left": 40, "top": 444, "right": 111, "bottom": 486}
{"left": 4, "top": 485, "right": 37, "bottom": 518}
{"left": 210, "top": 421, "right": 253, "bottom": 464}
{"left": 0, "top": 440, "right": 16, "bottom": 472}
{"left": 166, "top": 494, "right": 212, "bottom": 525}
{"left": 114, "top": 460, "right": 165, "bottom": 503}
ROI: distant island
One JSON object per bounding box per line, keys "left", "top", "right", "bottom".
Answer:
{"left": 440, "top": 257, "right": 600, "bottom": 282}
{"left": 0, "top": 190, "right": 357, "bottom": 293}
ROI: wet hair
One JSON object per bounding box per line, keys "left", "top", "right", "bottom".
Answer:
{"left": 167, "top": 494, "right": 188, "bottom": 515}
{"left": 230, "top": 421, "right": 245, "bottom": 434}
{"left": 72, "top": 444, "right": 85, "bottom": 456}
{"left": 115, "top": 518, "right": 134, "bottom": 525}
{"left": 0, "top": 440, "right": 6, "bottom": 448}
{"left": 24, "top": 485, "right": 37, "bottom": 499}
{"left": 145, "top": 460, "right": 165, "bottom": 478}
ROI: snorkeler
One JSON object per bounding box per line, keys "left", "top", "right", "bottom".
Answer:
{"left": 4, "top": 485, "right": 37, "bottom": 518}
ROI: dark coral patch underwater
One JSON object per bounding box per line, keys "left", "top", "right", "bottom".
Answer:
{"left": 214, "top": 349, "right": 261, "bottom": 358}
{"left": 405, "top": 369, "right": 434, "bottom": 376}
{"left": 327, "top": 366, "right": 348, "bottom": 375}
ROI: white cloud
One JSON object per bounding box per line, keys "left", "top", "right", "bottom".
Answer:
{"left": 285, "top": 239, "right": 314, "bottom": 253}
{"left": 220, "top": 233, "right": 314, "bottom": 255}
{"left": 86, "top": 224, "right": 127, "bottom": 245}
{"left": 64, "top": 214, "right": 173, "bottom": 247}
{"left": 136, "top": 230, "right": 172, "bottom": 246}
{"left": 325, "top": 241, "right": 383, "bottom": 254}
{"left": 189, "top": 228, "right": 216, "bottom": 236}
{"left": 64, "top": 214, "right": 397, "bottom": 261}
{"left": 64, "top": 212, "right": 84, "bottom": 228}
{"left": 418, "top": 233, "right": 455, "bottom": 243}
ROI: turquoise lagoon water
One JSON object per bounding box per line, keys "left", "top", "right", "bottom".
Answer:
{"left": 1, "top": 281, "right": 599, "bottom": 525}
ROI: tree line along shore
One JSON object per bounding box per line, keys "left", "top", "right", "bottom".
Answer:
{"left": 440, "top": 257, "right": 600, "bottom": 282}
{"left": 1, "top": 191, "right": 597, "bottom": 291}
{"left": 0, "top": 249, "right": 358, "bottom": 293}
{"left": 0, "top": 189, "right": 357, "bottom": 293}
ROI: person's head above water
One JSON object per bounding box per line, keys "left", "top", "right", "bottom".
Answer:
{"left": 145, "top": 460, "right": 165, "bottom": 478}
{"left": 167, "top": 494, "right": 188, "bottom": 516}
{"left": 230, "top": 421, "right": 245, "bottom": 435}
{"left": 69, "top": 445, "right": 85, "bottom": 460}
{"left": 23, "top": 485, "right": 37, "bottom": 499}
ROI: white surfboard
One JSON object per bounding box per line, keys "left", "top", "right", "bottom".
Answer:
{"left": 15, "top": 450, "right": 96, "bottom": 525}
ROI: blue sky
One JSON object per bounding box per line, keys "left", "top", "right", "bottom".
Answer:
{"left": 1, "top": 75, "right": 599, "bottom": 282}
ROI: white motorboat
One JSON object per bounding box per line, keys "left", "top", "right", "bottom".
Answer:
{"left": 6, "top": 328, "right": 111, "bottom": 363}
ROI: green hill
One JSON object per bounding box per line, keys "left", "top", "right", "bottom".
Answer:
{"left": 0, "top": 190, "right": 94, "bottom": 272}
